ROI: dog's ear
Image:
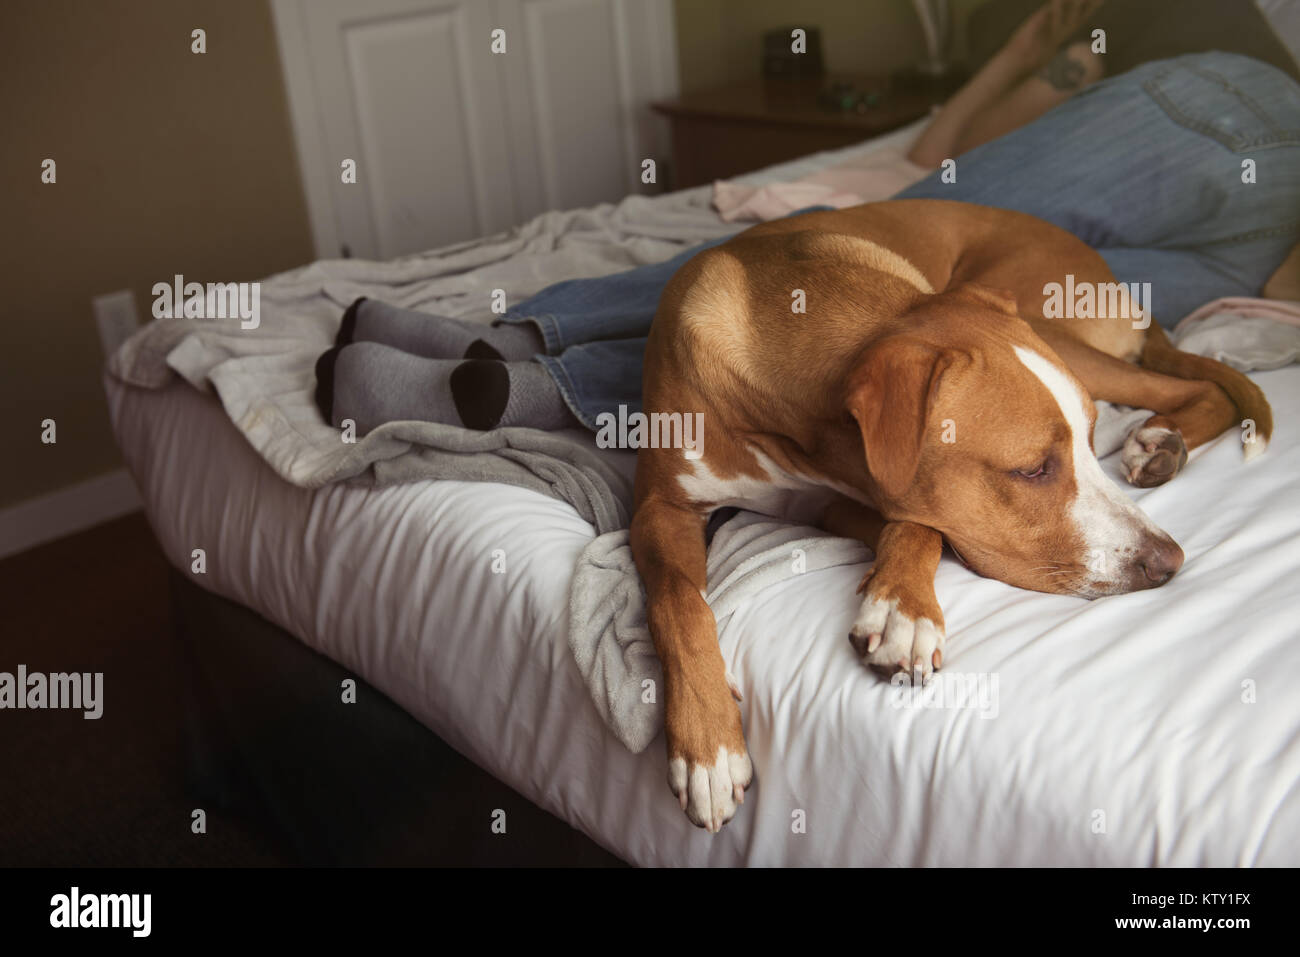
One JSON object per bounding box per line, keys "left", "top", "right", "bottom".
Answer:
{"left": 844, "top": 336, "right": 952, "bottom": 500}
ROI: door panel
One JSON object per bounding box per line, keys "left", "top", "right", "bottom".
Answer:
{"left": 344, "top": 10, "right": 485, "bottom": 256}
{"left": 496, "top": 0, "right": 675, "bottom": 221}
{"left": 294, "top": 0, "right": 514, "bottom": 259}
{"left": 274, "top": 0, "right": 676, "bottom": 260}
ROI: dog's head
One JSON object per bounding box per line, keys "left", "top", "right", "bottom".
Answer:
{"left": 843, "top": 283, "right": 1182, "bottom": 597}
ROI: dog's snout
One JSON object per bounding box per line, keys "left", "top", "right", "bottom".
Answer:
{"left": 1137, "top": 537, "right": 1184, "bottom": 587}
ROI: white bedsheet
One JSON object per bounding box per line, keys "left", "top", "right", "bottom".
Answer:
{"left": 107, "top": 360, "right": 1300, "bottom": 866}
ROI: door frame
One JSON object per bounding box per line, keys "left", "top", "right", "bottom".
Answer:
{"left": 270, "top": 0, "right": 343, "bottom": 260}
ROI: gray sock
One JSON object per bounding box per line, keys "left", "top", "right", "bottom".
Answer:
{"left": 316, "top": 342, "right": 577, "bottom": 433}
{"left": 338, "top": 298, "right": 544, "bottom": 360}
{"left": 450, "top": 359, "right": 580, "bottom": 430}
{"left": 319, "top": 341, "right": 465, "bottom": 433}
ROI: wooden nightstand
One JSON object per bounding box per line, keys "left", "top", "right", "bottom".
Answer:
{"left": 652, "top": 74, "right": 938, "bottom": 189}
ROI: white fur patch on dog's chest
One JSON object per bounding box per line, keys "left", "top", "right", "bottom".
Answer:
{"left": 677, "top": 448, "right": 863, "bottom": 522}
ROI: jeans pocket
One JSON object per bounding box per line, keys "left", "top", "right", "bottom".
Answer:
{"left": 1143, "top": 60, "right": 1300, "bottom": 152}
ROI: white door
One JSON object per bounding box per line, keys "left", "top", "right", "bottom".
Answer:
{"left": 274, "top": 0, "right": 514, "bottom": 260}
{"left": 273, "top": 0, "right": 677, "bottom": 261}
{"left": 493, "top": 0, "right": 678, "bottom": 221}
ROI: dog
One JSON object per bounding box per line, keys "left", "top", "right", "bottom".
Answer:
{"left": 629, "top": 199, "right": 1273, "bottom": 832}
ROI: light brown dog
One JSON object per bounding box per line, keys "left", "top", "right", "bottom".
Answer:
{"left": 630, "top": 199, "right": 1272, "bottom": 832}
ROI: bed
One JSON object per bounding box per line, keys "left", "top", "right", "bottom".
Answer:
{"left": 105, "top": 125, "right": 1300, "bottom": 866}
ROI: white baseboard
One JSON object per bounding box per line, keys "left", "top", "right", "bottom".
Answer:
{"left": 0, "top": 468, "right": 143, "bottom": 561}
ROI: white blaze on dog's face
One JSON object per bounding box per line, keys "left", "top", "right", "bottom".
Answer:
{"left": 845, "top": 318, "right": 1183, "bottom": 597}
{"left": 1007, "top": 346, "right": 1183, "bottom": 595}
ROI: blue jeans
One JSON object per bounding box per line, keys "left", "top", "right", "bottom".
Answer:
{"left": 502, "top": 51, "right": 1300, "bottom": 429}
{"left": 500, "top": 239, "right": 736, "bottom": 429}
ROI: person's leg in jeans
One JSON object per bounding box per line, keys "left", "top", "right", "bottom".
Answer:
{"left": 898, "top": 51, "right": 1300, "bottom": 326}
{"left": 324, "top": 52, "right": 1300, "bottom": 431}
{"left": 528, "top": 338, "right": 649, "bottom": 429}
{"left": 497, "top": 240, "right": 732, "bottom": 351}
{"left": 484, "top": 241, "right": 731, "bottom": 427}
{"left": 316, "top": 237, "right": 737, "bottom": 432}
{"left": 531, "top": 54, "right": 1300, "bottom": 429}
{"left": 321, "top": 242, "right": 733, "bottom": 433}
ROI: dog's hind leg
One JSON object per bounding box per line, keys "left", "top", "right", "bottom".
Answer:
{"left": 1138, "top": 324, "right": 1273, "bottom": 456}
{"left": 1033, "top": 325, "right": 1270, "bottom": 488}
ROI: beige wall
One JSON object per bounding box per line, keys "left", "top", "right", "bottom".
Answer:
{"left": 1, "top": 0, "right": 313, "bottom": 509}
{"left": 674, "top": 0, "right": 986, "bottom": 92}
{"left": 1, "top": 0, "right": 992, "bottom": 513}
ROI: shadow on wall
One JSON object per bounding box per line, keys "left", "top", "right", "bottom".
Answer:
{"left": 673, "top": 0, "right": 946, "bottom": 92}
{"left": 1, "top": 0, "right": 313, "bottom": 514}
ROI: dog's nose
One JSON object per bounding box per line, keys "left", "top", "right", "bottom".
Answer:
{"left": 1138, "top": 537, "right": 1184, "bottom": 586}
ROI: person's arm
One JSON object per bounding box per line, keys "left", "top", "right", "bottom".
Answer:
{"left": 950, "top": 41, "right": 1103, "bottom": 157}
{"left": 906, "top": 44, "right": 1042, "bottom": 168}
{"left": 907, "top": 0, "right": 1103, "bottom": 168}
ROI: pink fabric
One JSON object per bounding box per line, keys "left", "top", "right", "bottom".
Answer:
{"left": 1173, "top": 296, "right": 1300, "bottom": 333}
{"left": 712, "top": 181, "right": 863, "bottom": 222}
{"left": 712, "top": 145, "right": 932, "bottom": 223}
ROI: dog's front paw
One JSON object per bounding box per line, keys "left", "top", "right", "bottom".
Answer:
{"left": 1122, "top": 423, "right": 1187, "bottom": 488}
{"left": 664, "top": 681, "right": 752, "bottom": 832}
{"left": 668, "top": 745, "right": 753, "bottom": 834}
{"left": 849, "top": 573, "right": 945, "bottom": 683}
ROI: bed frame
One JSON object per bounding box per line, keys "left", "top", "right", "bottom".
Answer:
{"left": 171, "top": 570, "right": 623, "bottom": 866}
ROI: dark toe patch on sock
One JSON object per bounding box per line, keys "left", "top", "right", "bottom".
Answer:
{"left": 450, "top": 359, "right": 509, "bottom": 430}
{"left": 337, "top": 297, "right": 366, "bottom": 348}
{"left": 314, "top": 346, "right": 341, "bottom": 423}
{"left": 465, "top": 338, "right": 505, "bottom": 361}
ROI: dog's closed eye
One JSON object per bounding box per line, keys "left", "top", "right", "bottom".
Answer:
{"left": 1013, "top": 458, "right": 1052, "bottom": 480}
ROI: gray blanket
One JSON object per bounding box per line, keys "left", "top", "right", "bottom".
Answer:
{"left": 108, "top": 190, "right": 744, "bottom": 535}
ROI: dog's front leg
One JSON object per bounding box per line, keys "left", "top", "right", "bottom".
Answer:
{"left": 822, "top": 500, "right": 946, "bottom": 683}
{"left": 630, "top": 497, "right": 752, "bottom": 832}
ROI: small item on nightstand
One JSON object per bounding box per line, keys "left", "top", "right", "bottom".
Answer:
{"left": 762, "top": 26, "right": 824, "bottom": 78}
{"left": 818, "top": 80, "right": 885, "bottom": 114}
